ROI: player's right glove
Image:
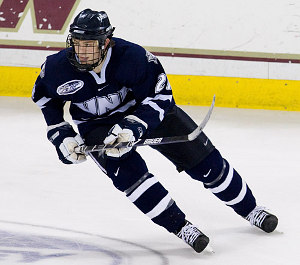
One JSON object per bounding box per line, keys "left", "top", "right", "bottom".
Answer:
{"left": 47, "top": 121, "right": 87, "bottom": 164}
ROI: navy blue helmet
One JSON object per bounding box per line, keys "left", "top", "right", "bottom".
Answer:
{"left": 66, "top": 9, "right": 115, "bottom": 71}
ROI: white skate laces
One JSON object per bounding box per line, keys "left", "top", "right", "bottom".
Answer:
{"left": 176, "top": 221, "right": 210, "bottom": 253}
{"left": 246, "top": 206, "right": 268, "bottom": 227}
{"left": 245, "top": 206, "right": 278, "bottom": 233}
{"left": 177, "top": 222, "right": 201, "bottom": 246}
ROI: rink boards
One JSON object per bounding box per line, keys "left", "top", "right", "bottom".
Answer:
{"left": 0, "top": 64, "right": 299, "bottom": 111}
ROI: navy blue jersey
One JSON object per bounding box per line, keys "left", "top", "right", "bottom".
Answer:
{"left": 32, "top": 37, "right": 175, "bottom": 136}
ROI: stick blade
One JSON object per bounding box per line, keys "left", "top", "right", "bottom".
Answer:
{"left": 188, "top": 95, "right": 215, "bottom": 141}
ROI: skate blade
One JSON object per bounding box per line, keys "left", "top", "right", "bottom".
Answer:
{"left": 204, "top": 243, "right": 215, "bottom": 254}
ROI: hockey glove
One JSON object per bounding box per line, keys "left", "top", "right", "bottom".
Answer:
{"left": 103, "top": 115, "right": 148, "bottom": 158}
{"left": 47, "top": 121, "right": 87, "bottom": 164}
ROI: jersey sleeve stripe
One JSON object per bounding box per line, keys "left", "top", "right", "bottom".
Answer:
{"left": 142, "top": 100, "right": 165, "bottom": 121}
{"left": 142, "top": 94, "right": 173, "bottom": 104}
{"left": 35, "top": 96, "right": 52, "bottom": 109}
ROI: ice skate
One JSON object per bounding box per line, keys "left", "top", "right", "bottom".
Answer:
{"left": 176, "top": 220, "right": 210, "bottom": 253}
{"left": 245, "top": 206, "right": 278, "bottom": 233}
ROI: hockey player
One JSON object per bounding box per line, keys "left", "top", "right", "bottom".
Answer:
{"left": 32, "top": 9, "right": 278, "bottom": 253}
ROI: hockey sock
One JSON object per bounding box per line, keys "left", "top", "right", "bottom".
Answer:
{"left": 186, "top": 149, "right": 256, "bottom": 217}
{"left": 105, "top": 151, "right": 186, "bottom": 233}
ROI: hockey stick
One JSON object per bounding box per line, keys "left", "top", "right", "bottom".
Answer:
{"left": 75, "top": 95, "right": 215, "bottom": 154}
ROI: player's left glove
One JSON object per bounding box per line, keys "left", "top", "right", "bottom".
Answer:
{"left": 103, "top": 115, "right": 148, "bottom": 158}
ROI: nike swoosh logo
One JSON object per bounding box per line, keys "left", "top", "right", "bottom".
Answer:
{"left": 203, "top": 169, "right": 211, "bottom": 178}
{"left": 204, "top": 139, "right": 209, "bottom": 146}
{"left": 114, "top": 167, "right": 120, "bottom": 176}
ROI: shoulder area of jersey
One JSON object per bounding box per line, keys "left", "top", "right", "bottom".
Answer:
{"left": 113, "top": 37, "right": 158, "bottom": 64}
{"left": 45, "top": 48, "right": 70, "bottom": 65}
{"left": 39, "top": 48, "right": 73, "bottom": 79}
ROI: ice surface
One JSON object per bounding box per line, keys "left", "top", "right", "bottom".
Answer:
{"left": 0, "top": 97, "right": 299, "bottom": 264}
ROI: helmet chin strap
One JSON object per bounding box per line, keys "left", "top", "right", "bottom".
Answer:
{"left": 93, "top": 39, "right": 112, "bottom": 72}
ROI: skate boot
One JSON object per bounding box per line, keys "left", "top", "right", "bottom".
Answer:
{"left": 176, "top": 220, "right": 209, "bottom": 253}
{"left": 245, "top": 206, "right": 278, "bottom": 233}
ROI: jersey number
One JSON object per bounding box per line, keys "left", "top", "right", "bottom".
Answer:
{"left": 155, "top": 73, "right": 171, "bottom": 94}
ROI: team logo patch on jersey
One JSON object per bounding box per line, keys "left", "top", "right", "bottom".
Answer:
{"left": 146, "top": 51, "right": 158, "bottom": 64}
{"left": 57, "top": 80, "right": 84, "bottom": 95}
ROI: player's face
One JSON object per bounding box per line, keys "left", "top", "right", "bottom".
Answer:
{"left": 72, "top": 39, "right": 100, "bottom": 65}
